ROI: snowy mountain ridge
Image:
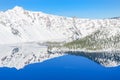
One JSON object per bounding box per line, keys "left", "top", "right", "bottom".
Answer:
{"left": 1, "top": 6, "right": 120, "bottom": 69}
{"left": 0, "top": 6, "right": 120, "bottom": 44}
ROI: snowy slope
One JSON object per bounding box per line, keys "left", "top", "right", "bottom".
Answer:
{"left": 63, "top": 25, "right": 120, "bottom": 51}
{"left": 0, "top": 6, "right": 120, "bottom": 44}
{"left": 1, "top": 6, "right": 120, "bottom": 69}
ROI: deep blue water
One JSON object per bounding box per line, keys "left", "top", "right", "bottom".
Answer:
{"left": 0, "top": 55, "right": 120, "bottom": 80}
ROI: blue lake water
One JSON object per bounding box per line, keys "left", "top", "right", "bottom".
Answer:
{"left": 0, "top": 54, "right": 120, "bottom": 80}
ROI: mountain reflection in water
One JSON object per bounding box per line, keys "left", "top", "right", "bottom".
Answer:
{"left": 66, "top": 51, "right": 120, "bottom": 67}
{"left": 0, "top": 43, "right": 120, "bottom": 80}
{"left": 0, "top": 42, "right": 120, "bottom": 69}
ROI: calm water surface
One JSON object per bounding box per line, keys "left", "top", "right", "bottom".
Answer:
{"left": 0, "top": 54, "right": 120, "bottom": 80}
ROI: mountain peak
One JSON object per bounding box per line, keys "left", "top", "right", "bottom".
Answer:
{"left": 12, "top": 6, "right": 24, "bottom": 11}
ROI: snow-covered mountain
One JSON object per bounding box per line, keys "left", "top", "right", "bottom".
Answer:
{"left": 0, "top": 6, "right": 120, "bottom": 45}
{"left": 63, "top": 26, "right": 120, "bottom": 51}
{"left": 0, "top": 6, "right": 120, "bottom": 69}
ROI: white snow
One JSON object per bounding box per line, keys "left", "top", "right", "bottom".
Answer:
{"left": 0, "top": 6, "right": 120, "bottom": 69}
{"left": 0, "top": 6, "right": 120, "bottom": 44}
